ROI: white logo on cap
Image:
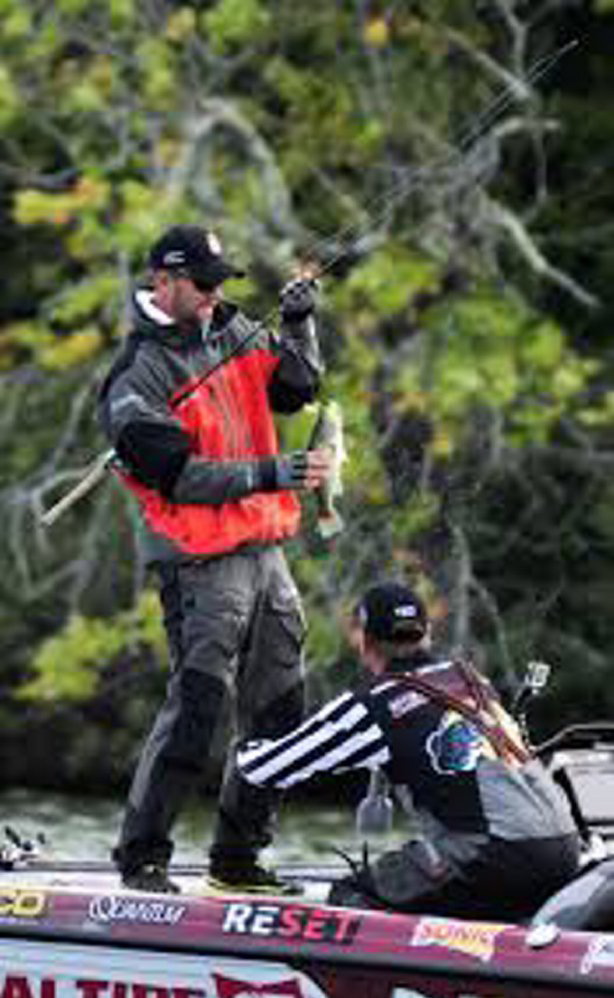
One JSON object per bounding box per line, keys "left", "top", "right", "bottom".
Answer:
{"left": 395, "top": 605, "right": 418, "bottom": 618}
{"left": 207, "top": 232, "right": 222, "bottom": 256}
{"left": 163, "top": 250, "right": 186, "bottom": 265}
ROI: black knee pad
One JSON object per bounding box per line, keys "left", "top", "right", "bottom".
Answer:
{"left": 163, "top": 670, "right": 227, "bottom": 771}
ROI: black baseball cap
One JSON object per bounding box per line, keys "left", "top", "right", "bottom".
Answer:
{"left": 148, "top": 224, "right": 245, "bottom": 291}
{"left": 356, "top": 582, "right": 427, "bottom": 643}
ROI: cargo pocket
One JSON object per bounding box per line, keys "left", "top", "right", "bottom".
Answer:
{"left": 241, "top": 587, "right": 306, "bottom": 737}
{"left": 267, "top": 590, "right": 306, "bottom": 669}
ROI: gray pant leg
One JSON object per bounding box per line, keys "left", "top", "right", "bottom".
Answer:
{"left": 210, "top": 547, "right": 306, "bottom": 865}
{"left": 237, "top": 547, "right": 306, "bottom": 737}
{"left": 328, "top": 839, "right": 459, "bottom": 911}
{"left": 115, "top": 557, "right": 254, "bottom": 873}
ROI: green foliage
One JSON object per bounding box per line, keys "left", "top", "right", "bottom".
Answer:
{"left": 0, "top": 63, "right": 18, "bottom": 123}
{"left": 19, "top": 590, "right": 165, "bottom": 703}
{"left": 2, "top": 0, "right": 614, "bottom": 791}
{"left": 136, "top": 38, "right": 176, "bottom": 107}
{"left": 392, "top": 289, "right": 601, "bottom": 451}
{"left": 203, "top": 0, "right": 271, "bottom": 54}
{"left": 335, "top": 247, "right": 441, "bottom": 317}
{"left": 0, "top": 5, "right": 32, "bottom": 41}
{"left": 49, "top": 274, "right": 122, "bottom": 326}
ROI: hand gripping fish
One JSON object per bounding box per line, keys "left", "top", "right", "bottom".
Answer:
{"left": 307, "top": 400, "right": 347, "bottom": 540}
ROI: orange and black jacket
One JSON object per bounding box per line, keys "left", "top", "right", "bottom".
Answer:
{"left": 98, "top": 289, "right": 322, "bottom": 563}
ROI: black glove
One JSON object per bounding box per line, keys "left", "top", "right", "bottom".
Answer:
{"left": 279, "top": 277, "right": 318, "bottom": 321}
{"left": 256, "top": 452, "right": 309, "bottom": 491}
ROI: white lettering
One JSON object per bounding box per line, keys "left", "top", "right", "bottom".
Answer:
{"left": 88, "top": 896, "right": 185, "bottom": 926}
{"left": 250, "top": 906, "right": 278, "bottom": 936}
{"left": 221, "top": 903, "right": 253, "bottom": 933}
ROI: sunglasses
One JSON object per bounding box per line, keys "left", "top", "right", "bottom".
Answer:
{"left": 171, "top": 268, "right": 219, "bottom": 293}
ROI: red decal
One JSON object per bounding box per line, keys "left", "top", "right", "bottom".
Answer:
{"left": 278, "top": 907, "right": 304, "bottom": 937}
{"left": 76, "top": 983, "right": 108, "bottom": 998}
{"left": 1, "top": 978, "right": 34, "bottom": 998}
{"left": 332, "top": 911, "right": 358, "bottom": 943}
{"left": 213, "top": 975, "right": 303, "bottom": 998}
{"left": 303, "top": 911, "right": 327, "bottom": 942}
{"left": 132, "top": 989, "right": 168, "bottom": 998}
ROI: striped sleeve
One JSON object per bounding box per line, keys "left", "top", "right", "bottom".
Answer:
{"left": 237, "top": 691, "right": 390, "bottom": 789}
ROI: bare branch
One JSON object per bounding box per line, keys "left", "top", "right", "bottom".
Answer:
{"left": 445, "top": 27, "right": 532, "bottom": 101}
{"left": 488, "top": 200, "right": 600, "bottom": 309}
{"left": 166, "top": 98, "right": 303, "bottom": 264}
{"left": 490, "top": 0, "right": 529, "bottom": 78}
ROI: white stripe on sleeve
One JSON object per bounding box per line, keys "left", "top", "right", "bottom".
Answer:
{"left": 237, "top": 691, "right": 390, "bottom": 789}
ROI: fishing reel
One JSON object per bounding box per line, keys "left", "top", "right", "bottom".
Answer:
{"left": 0, "top": 826, "right": 46, "bottom": 870}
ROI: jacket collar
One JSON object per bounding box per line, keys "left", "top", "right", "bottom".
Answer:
{"left": 131, "top": 288, "right": 238, "bottom": 348}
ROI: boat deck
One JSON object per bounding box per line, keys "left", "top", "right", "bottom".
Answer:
{"left": 0, "top": 858, "right": 334, "bottom": 902}
{"left": 1, "top": 859, "right": 614, "bottom": 997}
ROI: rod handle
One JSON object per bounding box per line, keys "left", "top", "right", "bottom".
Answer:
{"left": 40, "top": 449, "right": 115, "bottom": 527}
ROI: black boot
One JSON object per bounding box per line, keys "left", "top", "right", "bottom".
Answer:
{"left": 121, "top": 861, "right": 180, "bottom": 894}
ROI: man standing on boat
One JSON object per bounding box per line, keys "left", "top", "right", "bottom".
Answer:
{"left": 98, "top": 223, "right": 330, "bottom": 894}
{"left": 238, "top": 581, "right": 580, "bottom": 918}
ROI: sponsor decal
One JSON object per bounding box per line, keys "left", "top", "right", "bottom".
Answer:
{"left": 410, "top": 916, "right": 506, "bottom": 963}
{"left": 213, "top": 975, "right": 303, "bottom": 997}
{"left": 0, "top": 888, "right": 46, "bottom": 920}
{"left": 0, "top": 979, "right": 317, "bottom": 998}
{"left": 87, "top": 895, "right": 186, "bottom": 926}
{"left": 162, "top": 250, "right": 186, "bottom": 265}
{"left": 389, "top": 690, "right": 427, "bottom": 719}
{"left": 581, "top": 934, "right": 614, "bottom": 974}
{"left": 1, "top": 978, "right": 56, "bottom": 998}
{"left": 221, "top": 901, "right": 360, "bottom": 945}
{"left": 426, "top": 713, "right": 484, "bottom": 775}
{"left": 0, "top": 939, "right": 331, "bottom": 998}
{"left": 0, "top": 978, "right": 207, "bottom": 998}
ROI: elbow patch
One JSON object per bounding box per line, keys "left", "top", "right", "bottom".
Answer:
{"left": 116, "top": 421, "right": 191, "bottom": 497}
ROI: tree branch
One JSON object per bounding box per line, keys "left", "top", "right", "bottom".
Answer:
{"left": 488, "top": 200, "right": 600, "bottom": 309}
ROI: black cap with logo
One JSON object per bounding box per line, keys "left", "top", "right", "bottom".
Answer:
{"left": 356, "top": 582, "right": 427, "bottom": 643}
{"left": 148, "top": 224, "right": 245, "bottom": 291}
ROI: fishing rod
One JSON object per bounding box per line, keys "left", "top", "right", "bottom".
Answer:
{"left": 39, "top": 38, "right": 578, "bottom": 527}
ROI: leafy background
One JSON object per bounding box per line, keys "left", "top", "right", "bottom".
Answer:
{"left": 1, "top": 0, "right": 614, "bottom": 795}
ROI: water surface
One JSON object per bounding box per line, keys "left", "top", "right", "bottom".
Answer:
{"left": 0, "top": 788, "right": 408, "bottom": 868}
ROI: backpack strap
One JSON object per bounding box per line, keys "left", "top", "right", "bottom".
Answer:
{"left": 397, "top": 660, "right": 532, "bottom": 765}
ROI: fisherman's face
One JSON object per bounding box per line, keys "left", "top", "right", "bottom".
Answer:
{"left": 155, "top": 272, "right": 220, "bottom": 328}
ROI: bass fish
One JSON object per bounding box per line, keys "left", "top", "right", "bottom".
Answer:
{"left": 308, "top": 400, "right": 347, "bottom": 540}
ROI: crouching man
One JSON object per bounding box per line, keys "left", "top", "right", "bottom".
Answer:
{"left": 237, "top": 581, "right": 580, "bottom": 919}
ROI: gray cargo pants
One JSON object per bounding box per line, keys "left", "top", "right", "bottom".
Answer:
{"left": 329, "top": 834, "right": 579, "bottom": 920}
{"left": 114, "top": 545, "right": 306, "bottom": 875}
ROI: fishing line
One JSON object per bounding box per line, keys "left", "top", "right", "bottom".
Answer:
{"left": 299, "top": 38, "right": 579, "bottom": 279}
{"left": 186, "top": 36, "right": 579, "bottom": 369}
{"left": 173, "top": 41, "right": 582, "bottom": 405}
